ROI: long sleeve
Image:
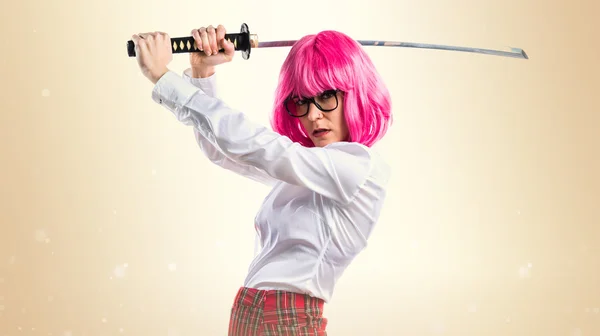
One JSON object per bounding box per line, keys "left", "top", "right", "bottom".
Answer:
{"left": 152, "top": 70, "right": 374, "bottom": 205}
{"left": 180, "top": 69, "right": 277, "bottom": 187}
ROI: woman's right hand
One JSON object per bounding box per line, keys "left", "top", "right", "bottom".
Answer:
{"left": 189, "top": 24, "right": 235, "bottom": 77}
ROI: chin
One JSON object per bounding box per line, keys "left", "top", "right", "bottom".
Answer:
{"left": 311, "top": 138, "right": 336, "bottom": 147}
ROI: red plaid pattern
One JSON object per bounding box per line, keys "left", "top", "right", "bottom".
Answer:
{"left": 228, "top": 287, "right": 328, "bottom": 335}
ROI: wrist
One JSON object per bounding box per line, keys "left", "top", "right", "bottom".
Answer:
{"left": 191, "top": 66, "right": 215, "bottom": 78}
{"left": 150, "top": 67, "right": 169, "bottom": 84}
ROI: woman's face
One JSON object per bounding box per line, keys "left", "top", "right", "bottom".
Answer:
{"left": 288, "top": 90, "right": 349, "bottom": 147}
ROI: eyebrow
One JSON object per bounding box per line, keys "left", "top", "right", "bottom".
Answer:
{"left": 289, "top": 89, "right": 336, "bottom": 100}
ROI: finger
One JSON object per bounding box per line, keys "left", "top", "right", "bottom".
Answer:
{"left": 191, "top": 29, "right": 203, "bottom": 51}
{"left": 131, "top": 34, "right": 141, "bottom": 50}
{"left": 140, "top": 32, "right": 153, "bottom": 40}
{"left": 132, "top": 34, "right": 149, "bottom": 49}
{"left": 157, "top": 32, "right": 171, "bottom": 55}
{"left": 216, "top": 25, "right": 226, "bottom": 50}
{"left": 206, "top": 25, "right": 218, "bottom": 55}
{"left": 199, "top": 27, "right": 211, "bottom": 56}
{"left": 222, "top": 39, "right": 235, "bottom": 56}
{"left": 137, "top": 32, "right": 154, "bottom": 50}
{"left": 215, "top": 25, "right": 234, "bottom": 55}
{"left": 221, "top": 31, "right": 235, "bottom": 56}
{"left": 157, "top": 31, "right": 170, "bottom": 45}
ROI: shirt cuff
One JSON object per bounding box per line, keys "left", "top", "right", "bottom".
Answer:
{"left": 152, "top": 70, "right": 201, "bottom": 110}
{"left": 182, "top": 68, "right": 217, "bottom": 97}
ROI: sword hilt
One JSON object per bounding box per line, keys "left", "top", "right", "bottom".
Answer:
{"left": 127, "top": 23, "right": 258, "bottom": 60}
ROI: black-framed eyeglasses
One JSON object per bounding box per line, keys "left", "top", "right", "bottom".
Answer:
{"left": 284, "top": 90, "right": 341, "bottom": 118}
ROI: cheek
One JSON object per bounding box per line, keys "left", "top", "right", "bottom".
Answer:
{"left": 335, "top": 111, "right": 349, "bottom": 133}
{"left": 340, "top": 122, "right": 350, "bottom": 138}
{"left": 299, "top": 119, "right": 311, "bottom": 132}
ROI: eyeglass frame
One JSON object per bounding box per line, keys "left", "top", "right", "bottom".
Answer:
{"left": 283, "top": 89, "right": 343, "bottom": 118}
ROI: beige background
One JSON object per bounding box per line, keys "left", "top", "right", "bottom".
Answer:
{"left": 1, "top": 0, "right": 599, "bottom": 335}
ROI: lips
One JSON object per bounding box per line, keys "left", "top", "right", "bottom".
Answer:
{"left": 312, "top": 128, "right": 330, "bottom": 137}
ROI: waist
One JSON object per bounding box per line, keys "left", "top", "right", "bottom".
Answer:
{"left": 243, "top": 250, "right": 339, "bottom": 302}
{"left": 232, "top": 286, "right": 325, "bottom": 312}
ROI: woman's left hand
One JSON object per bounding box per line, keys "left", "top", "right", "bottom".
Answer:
{"left": 131, "top": 32, "right": 173, "bottom": 84}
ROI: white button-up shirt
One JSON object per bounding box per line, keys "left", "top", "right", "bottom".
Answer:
{"left": 152, "top": 69, "right": 391, "bottom": 303}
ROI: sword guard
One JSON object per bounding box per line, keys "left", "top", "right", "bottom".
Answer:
{"left": 127, "top": 23, "right": 257, "bottom": 60}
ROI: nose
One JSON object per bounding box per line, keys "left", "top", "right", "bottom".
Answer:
{"left": 306, "top": 103, "right": 322, "bottom": 121}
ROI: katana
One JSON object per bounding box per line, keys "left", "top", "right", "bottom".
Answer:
{"left": 126, "top": 23, "right": 528, "bottom": 60}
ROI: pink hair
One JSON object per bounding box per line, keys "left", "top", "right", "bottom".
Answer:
{"left": 269, "top": 30, "right": 393, "bottom": 148}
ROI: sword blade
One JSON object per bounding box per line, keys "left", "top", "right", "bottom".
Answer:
{"left": 258, "top": 39, "right": 528, "bottom": 59}
{"left": 126, "top": 22, "right": 528, "bottom": 60}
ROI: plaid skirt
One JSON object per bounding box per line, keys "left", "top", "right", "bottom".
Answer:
{"left": 228, "top": 287, "right": 328, "bottom": 336}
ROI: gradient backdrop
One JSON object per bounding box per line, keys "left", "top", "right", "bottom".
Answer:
{"left": 1, "top": 0, "right": 599, "bottom": 335}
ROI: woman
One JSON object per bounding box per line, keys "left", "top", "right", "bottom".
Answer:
{"left": 132, "top": 23, "right": 393, "bottom": 335}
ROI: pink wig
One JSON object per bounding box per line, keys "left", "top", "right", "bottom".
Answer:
{"left": 269, "top": 30, "right": 393, "bottom": 148}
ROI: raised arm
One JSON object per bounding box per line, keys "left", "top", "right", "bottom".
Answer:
{"left": 152, "top": 71, "right": 374, "bottom": 205}
{"left": 131, "top": 26, "right": 381, "bottom": 204}
{"left": 181, "top": 68, "right": 277, "bottom": 187}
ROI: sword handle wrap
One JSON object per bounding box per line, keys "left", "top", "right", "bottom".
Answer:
{"left": 127, "top": 23, "right": 254, "bottom": 60}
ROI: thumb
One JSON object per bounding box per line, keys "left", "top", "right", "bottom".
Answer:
{"left": 223, "top": 38, "right": 236, "bottom": 55}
